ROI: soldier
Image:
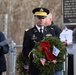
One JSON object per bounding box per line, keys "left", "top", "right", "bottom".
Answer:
{"left": 22, "top": 7, "right": 56, "bottom": 75}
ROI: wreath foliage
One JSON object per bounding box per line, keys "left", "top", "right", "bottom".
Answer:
{"left": 32, "top": 36, "right": 66, "bottom": 75}
{"left": 16, "top": 52, "right": 29, "bottom": 75}
{"left": 16, "top": 36, "right": 66, "bottom": 75}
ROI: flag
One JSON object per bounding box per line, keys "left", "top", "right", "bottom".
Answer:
{"left": 40, "top": 58, "right": 46, "bottom": 66}
{"left": 23, "top": 64, "right": 29, "bottom": 70}
{"left": 52, "top": 46, "right": 60, "bottom": 56}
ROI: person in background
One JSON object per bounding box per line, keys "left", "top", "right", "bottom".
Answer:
{"left": 45, "top": 12, "right": 62, "bottom": 38}
{"left": 44, "top": 12, "right": 63, "bottom": 75}
{"left": 0, "top": 32, "right": 9, "bottom": 75}
{"left": 59, "top": 26, "right": 74, "bottom": 75}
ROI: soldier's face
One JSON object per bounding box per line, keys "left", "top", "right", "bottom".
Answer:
{"left": 35, "top": 16, "right": 46, "bottom": 27}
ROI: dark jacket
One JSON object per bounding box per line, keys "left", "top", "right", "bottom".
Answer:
{"left": 22, "top": 26, "right": 56, "bottom": 75}
{"left": 0, "top": 32, "right": 9, "bottom": 72}
{"left": 47, "top": 22, "right": 62, "bottom": 38}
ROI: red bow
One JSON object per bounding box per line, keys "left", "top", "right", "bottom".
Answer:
{"left": 40, "top": 41, "right": 56, "bottom": 61}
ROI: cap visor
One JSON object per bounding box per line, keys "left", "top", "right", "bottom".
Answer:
{"left": 36, "top": 16, "right": 47, "bottom": 19}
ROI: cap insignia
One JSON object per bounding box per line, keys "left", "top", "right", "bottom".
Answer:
{"left": 40, "top": 8, "right": 44, "bottom": 12}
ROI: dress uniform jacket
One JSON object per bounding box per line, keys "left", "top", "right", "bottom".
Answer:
{"left": 0, "top": 32, "right": 9, "bottom": 72}
{"left": 22, "top": 26, "right": 56, "bottom": 75}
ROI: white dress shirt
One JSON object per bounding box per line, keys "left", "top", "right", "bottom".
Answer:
{"left": 36, "top": 25, "right": 44, "bottom": 33}
{"left": 59, "top": 27, "right": 74, "bottom": 54}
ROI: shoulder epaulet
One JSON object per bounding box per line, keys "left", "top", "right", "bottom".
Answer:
{"left": 25, "top": 29, "right": 29, "bottom": 31}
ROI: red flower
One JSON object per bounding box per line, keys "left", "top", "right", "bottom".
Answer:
{"left": 40, "top": 41, "right": 56, "bottom": 61}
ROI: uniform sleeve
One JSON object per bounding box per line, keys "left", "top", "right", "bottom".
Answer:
{"left": 66, "top": 30, "right": 73, "bottom": 45}
{"left": 54, "top": 25, "right": 62, "bottom": 38}
{"left": 0, "top": 32, "right": 9, "bottom": 54}
{"left": 59, "top": 31, "right": 66, "bottom": 41}
{"left": 22, "top": 31, "right": 31, "bottom": 59}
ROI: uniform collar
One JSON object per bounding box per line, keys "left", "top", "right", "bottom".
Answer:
{"left": 36, "top": 25, "right": 44, "bottom": 33}
{"left": 64, "top": 27, "right": 68, "bottom": 31}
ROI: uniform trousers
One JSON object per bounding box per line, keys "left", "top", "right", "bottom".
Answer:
{"left": 52, "top": 70, "right": 62, "bottom": 75}
{"left": 68, "top": 54, "right": 74, "bottom": 75}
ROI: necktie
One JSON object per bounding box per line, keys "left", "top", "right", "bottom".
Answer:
{"left": 40, "top": 28, "right": 43, "bottom": 39}
{"left": 40, "top": 28, "right": 42, "bottom": 34}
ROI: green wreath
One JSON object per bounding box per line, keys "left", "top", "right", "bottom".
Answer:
{"left": 32, "top": 36, "right": 66, "bottom": 75}
{"left": 16, "top": 36, "right": 66, "bottom": 75}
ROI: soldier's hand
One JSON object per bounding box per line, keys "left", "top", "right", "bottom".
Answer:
{"left": 62, "top": 40, "right": 67, "bottom": 46}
